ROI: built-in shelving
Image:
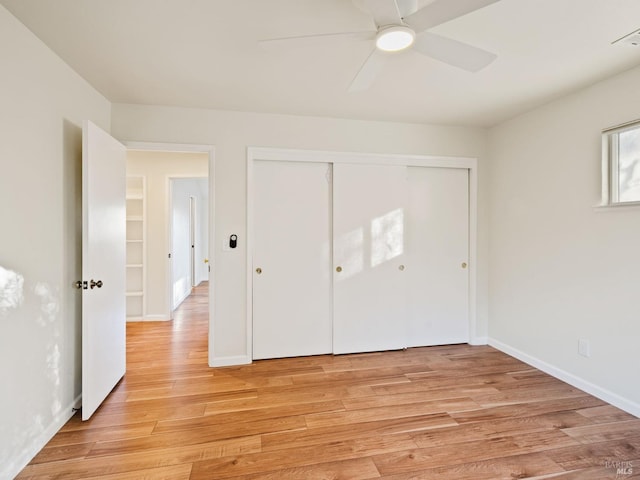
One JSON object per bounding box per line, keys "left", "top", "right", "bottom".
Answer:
{"left": 126, "top": 176, "right": 145, "bottom": 320}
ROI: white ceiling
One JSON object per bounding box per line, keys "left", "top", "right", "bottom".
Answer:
{"left": 3, "top": 0, "right": 640, "bottom": 127}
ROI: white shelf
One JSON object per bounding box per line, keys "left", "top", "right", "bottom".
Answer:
{"left": 126, "top": 175, "right": 146, "bottom": 320}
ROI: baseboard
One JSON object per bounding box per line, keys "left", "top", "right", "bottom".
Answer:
{"left": 3, "top": 395, "right": 80, "bottom": 480}
{"left": 173, "top": 289, "right": 191, "bottom": 310}
{"left": 210, "top": 355, "right": 252, "bottom": 367}
{"left": 144, "top": 314, "right": 171, "bottom": 321}
{"left": 489, "top": 338, "right": 640, "bottom": 418}
{"left": 126, "top": 314, "right": 170, "bottom": 322}
{"left": 469, "top": 336, "right": 489, "bottom": 346}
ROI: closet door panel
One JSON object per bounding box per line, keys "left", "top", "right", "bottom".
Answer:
{"left": 333, "top": 163, "right": 408, "bottom": 354}
{"left": 252, "top": 161, "right": 332, "bottom": 359}
{"left": 406, "top": 167, "right": 469, "bottom": 346}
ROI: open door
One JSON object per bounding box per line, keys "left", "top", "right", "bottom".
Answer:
{"left": 81, "top": 120, "right": 127, "bottom": 420}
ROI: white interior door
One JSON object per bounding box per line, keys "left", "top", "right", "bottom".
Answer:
{"left": 82, "top": 120, "right": 126, "bottom": 420}
{"left": 252, "top": 161, "right": 332, "bottom": 359}
{"left": 406, "top": 167, "right": 469, "bottom": 346}
{"left": 333, "top": 163, "right": 408, "bottom": 354}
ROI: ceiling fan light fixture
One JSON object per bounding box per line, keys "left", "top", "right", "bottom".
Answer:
{"left": 376, "top": 25, "right": 415, "bottom": 52}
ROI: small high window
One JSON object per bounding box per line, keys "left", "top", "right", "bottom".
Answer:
{"left": 602, "top": 121, "right": 640, "bottom": 205}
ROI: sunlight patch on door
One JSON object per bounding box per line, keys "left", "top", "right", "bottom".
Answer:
{"left": 371, "top": 208, "right": 404, "bottom": 267}
{"left": 0, "top": 265, "right": 24, "bottom": 316}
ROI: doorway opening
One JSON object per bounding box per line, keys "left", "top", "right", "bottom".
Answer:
{"left": 190, "top": 195, "right": 196, "bottom": 288}
{"left": 169, "top": 177, "right": 209, "bottom": 311}
{"left": 123, "top": 144, "right": 214, "bottom": 362}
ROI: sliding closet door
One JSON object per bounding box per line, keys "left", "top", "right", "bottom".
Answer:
{"left": 252, "top": 161, "right": 332, "bottom": 359}
{"left": 333, "top": 163, "right": 408, "bottom": 354}
{"left": 406, "top": 167, "right": 469, "bottom": 346}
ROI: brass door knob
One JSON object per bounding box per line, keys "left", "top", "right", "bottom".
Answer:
{"left": 398, "top": 265, "right": 405, "bottom": 271}
{"left": 461, "top": 262, "right": 468, "bottom": 269}
{"left": 90, "top": 279, "right": 103, "bottom": 289}
{"left": 256, "top": 268, "right": 262, "bottom": 274}
{"left": 336, "top": 266, "right": 342, "bottom": 273}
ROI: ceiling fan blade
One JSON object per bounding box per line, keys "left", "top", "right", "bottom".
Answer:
{"left": 413, "top": 32, "right": 497, "bottom": 72}
{"left": 404, "top": 0, "right": 500, "bottom": 32}
{"left": 359, "top": 0, "right": 402, "bottom": 27}
{"left": 395, "top": 0, "right": 419, "bottom": 18}
{"left": 259, "top": 31, "right": 373, "bottom": 50}
{"left": 348, "top": 48, "right": 388, "bottom": 92}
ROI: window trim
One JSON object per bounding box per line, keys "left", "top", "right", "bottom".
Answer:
{"left": 601, "top": 119, "right": 640, "bottom": 207}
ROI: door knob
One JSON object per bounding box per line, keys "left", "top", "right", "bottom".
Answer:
{"left": 398, "top": 265, "right": 405, "bottom": 271}
{"left": 336, "top": 266, "right": 342, "bottom": 273}
{"left": 461, "top": 262, "right": 468, "bottom": 269}
{"left": 256, "top": 268, "right": 262, "bottom": 274}
{"left": 90, "top": 279, "right": 103, "bottom": 289}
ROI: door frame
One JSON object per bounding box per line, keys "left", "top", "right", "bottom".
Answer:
{"left": 190, "top": 195, "right": 196, "bottom": 288}
{"left": 125, "top": 141, "right": 216, "bottom": 365}
{"left": 246, "top": 147, "right": 479, "bottom": 360}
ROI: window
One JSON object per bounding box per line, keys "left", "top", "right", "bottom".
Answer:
{"left": 602, "top": 121, "right": 640, "bottom": 205}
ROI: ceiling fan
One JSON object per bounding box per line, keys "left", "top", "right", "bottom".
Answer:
{"left": 261, "top": 0, "right": 500, "bottom": 92}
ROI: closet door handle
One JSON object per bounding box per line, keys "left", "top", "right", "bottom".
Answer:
{"left": 90, "top": 279, "right": 103, "bottom": 289}
{"left": 256, "top": 268, "right": 262, "bottom": 274}
{"left": 336, "top": 266, "right": 342, "bottom": 273}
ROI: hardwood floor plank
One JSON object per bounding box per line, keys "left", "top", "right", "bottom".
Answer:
{"left": 44, "top": 421, "right": 156, "bottom": 448}
{"left": 262, "top": 414, "right": 457, "bottom": 452}
{"left": 450, "top": 395, "right": 606, "bottom": 424}
{"left": 18, "top": 435, "right": 261, "bottom": 479}
{"left": 15, "top": 282, "right": 640, "bottom": 479}
{"left": 341, "top": 385, "right": 499, "bottom": 410}
{"left": 544, "top": 435, "right": 640, "bottom": 470}
{"left": 85, "top": 415, "right": 305, "bottom": 458}
{"left": 290, "top": 364, "right": 432, "bottom": 386}
{"left": 412, "top": 411, "right": 591, "bottom": 449}
{"left": 377, "top": 452, "right": 564, "bottom": 480}
{"left": 372, "top": 437, "right": 525, "bottom": 475}
{"left": 189, "top": 435, "right": 418, "bottom": 480}
{"left": 223, "top": 457, "right": 381, "bottom": 480}
{"left": 29, "top": 442, "right": 96, "bottom": 465}
{"left": 526, "top": 465, "right": 640, "bottom": 479}
{"left": 153, "top": 400, "right": 345, "bottom": 434}
{"left": 81, "top": 463, "right": 193, "bottom": 480}
{"left": 372, "top": 372, "right": 519, "bottom": 395}
{"left": 562, "top": 419, "right": 640, "bottom": 443}
{"left": 305, "top": 398, "right": 479, "bottom": 429}
{"left": 576, "top": 405, "right": 638, "bottom": 423}
{"left": 60, "top": 403, "right": 207, "bottom": 431}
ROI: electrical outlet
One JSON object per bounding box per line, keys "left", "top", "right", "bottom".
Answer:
{"left": 578, "top": 339, "right": 591, "bottom": 358}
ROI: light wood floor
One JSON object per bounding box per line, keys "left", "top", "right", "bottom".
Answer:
{"left": 17, "top": 283, "right": 640, "bottom": 479}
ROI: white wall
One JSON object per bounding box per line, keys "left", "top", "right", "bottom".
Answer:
{"left": 126, "top": 151, "right": 208, "bottom": 319}
{"left": 171, "top": 177, "right": 209, "bottom": 308}
{"left": 111, "top": 105, "right": 489, "bottom": 365}
{"left": 0, "top": 5, "right": 111, "bottom": 479}
{"left": 488, "top": 65, "right": 640, "bottom": 415}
